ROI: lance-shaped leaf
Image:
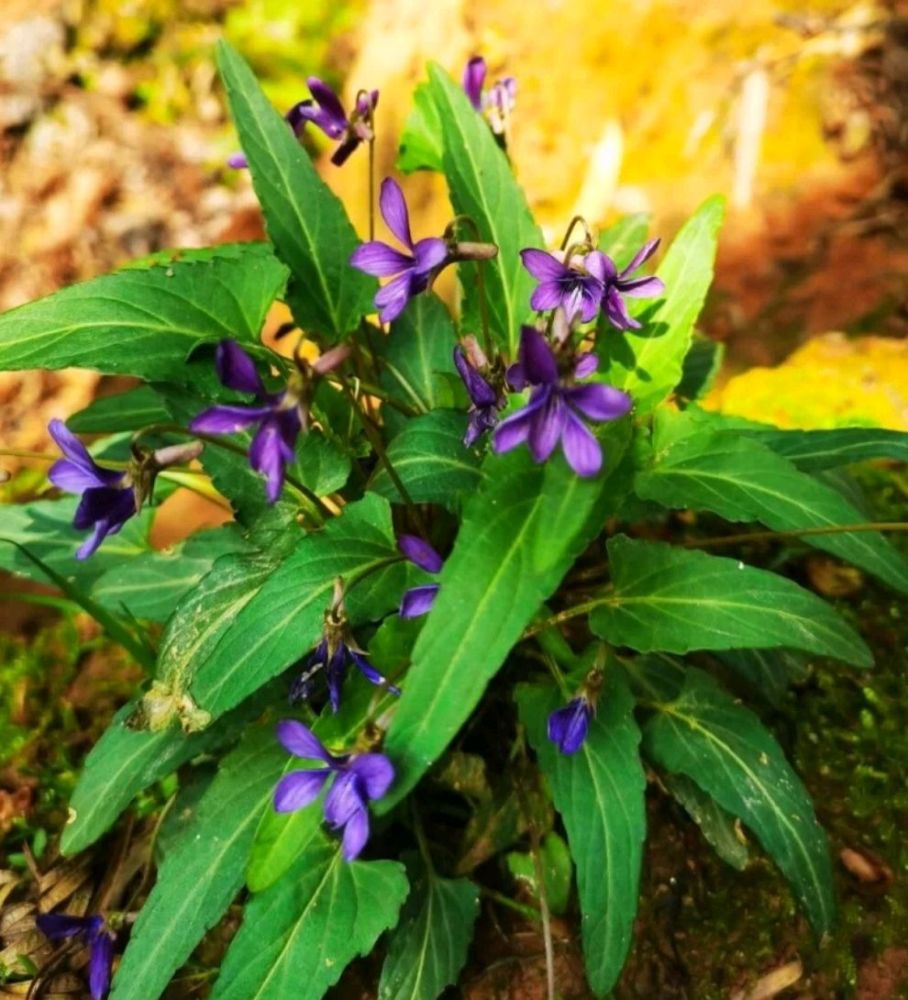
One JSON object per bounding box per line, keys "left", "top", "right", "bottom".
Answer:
{"left": 67, "top": 385, "right": 173, "bottom": 433}
{"left": 216, "top": 41, "right": 375, "bottom": 339}
{"left": 589, "top": 536, "right": 871, "bottom": 667}
{"left": 210, "top": 841, "right": 408, "bottom": 1000}
{"left": 397, "top": 79, "right": 444, "bottom": 174}
{"left": 714, "top": 649, "right": 809, "bottom": 708}
{"left": 379, "top": 421, "right": 631, "bottom": 811}
{"left": 0, "top": 243, "right": 286, "bottom": 379}
{"left": 663, "top": 773, "right": 749, "bottom": 871}
{"left": 642, "top": 668, "right": 834, "bottom": 934}
{"left": 635, "top": 411, "right": 908, "bottom": 595}
{"left": 108, "top": 725, "right": 287, "bottom": 1000}
{"left": 598, "top": 196, "right": 724, "bottom": 413}
{"left": 425, "top": 63, "right": 543, "bottom": 357}
{"left": 378, "top": 854, "right": 479, "bottom": 1000}
{"left": 518, "top": 674, "right": 646, "bottom": 998}
{"left": 369, "top": 410, "right": 483, "bottom": 509}
{"left": 750, "top": 426, "right": 908, "bottom": 472}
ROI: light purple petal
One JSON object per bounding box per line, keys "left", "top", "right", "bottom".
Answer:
{"left": 412, "top": 237, "right": 447, "bottom": 277}
{"left": 506, "top": 361, "right": 527, "bottom": 392}
{"left": 379, "top": 178, "right": 413, "bottom": 248}
{"left": 48, "top": 419, "right": 120, "bottom": 491}
{"left": 340, "top": 807, "right": 370, "bottom": 861}
{"left": 324, "top": 771, "right": 365, "bottom": 828}
{"left": 603, "top": 287, "right": 641, "bottom": 331}
{"left": 349, "top": 753, "right": 395, "bottom": 801}
{"left": 276, "top": 719, "right": 333, "bottom": 762}
{"left": 617, "top": 275, "right": 665, "bottom": 299}
{"left": 350, "top": 241, "right": 411, "bottom": 277}
{"left": 584, "top": 250, "right": 616, "bottom": 283}
{"left": 527, "top": 390, "right": 565, "bottom": 464}
{"left": 573, "top": 353, "right": 599, "bottom": 378}
{"left": 189, "top": 404, "right": 271, "bottom": 435}
{"left": 561, "top": 410, "right": 602, "bottom": 477}
{"left": 492, "top": 394, "right": 545, "bottom": 453}
{"left": 76, "top": 521, "right": 112, "bottom": 561}
{"left": 619, "top": 238, "right": 660, "bottom": 278}
{"left": 374, "top": 272, "right": 414, "bottom": 324}
{"left": 400, "top": 584, "right": 439, "bottom": 619}
{"left": 519, "top": 327, "right": 558, "bottom": 385}
{"left": 216, "top": 340, "right": 266, "bottom": 395}
{"left": 565, "top": 383, "right": 632, "bottom": 422}
{"left": 88, "top": 930, "right": 113, "bottom": 1000}
{"left": 49, "top": 458, "right": 113, "bottom": 494}
{"left": 463, "top": 56, "right": 486, "bottom": 109}
{"left": 273, "top": 769, "right": 332, "bottom": 812}
{"left": 355, "top": 89, "right": 379, "bottom": 117}
{"left": 521, "top": 248, "right": 567, "bottom": 283}
{"left": 530, "top": 282, "right": 567, "bottom": 313}
{"left": 578, "top": 284, "right": 604, "bottom": 324}
{"left": 454, "top": 347, "right": 497, "bottom": 407}
{"left": 249, "top": 418, "right": 291, "bottom": 503}
{"left": 397, "top": 534, "right": 443, "bottom": 573}
{"left": 227, "top": 151, "right": 248, "bottom": 169}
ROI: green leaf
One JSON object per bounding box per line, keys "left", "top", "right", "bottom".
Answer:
{"left": 378, "top": 855, "right": 479, "bottom": 1000}
{"left": 715, "top": 649, "right": 809, "bottom": 708}
{"left": 674, "top": 333, "right": 724, "bottom": 402}
{"left": 635, "top": 410, "right": 908, "bottom": 594}
{"left": 380, "top": 421, "right": 632, "bottom": 810}
{"left": 598, "top": 213, "right": 651, "bottom": 269}
{"left": 505, "top": 832, "right": 573, "bottom": 916}
{"left": 589, "top": 535, "right": 871, "bottom": 667}
{"left": 426, "top": 63, "right": 543, "bottom": 356}
{"left": 752, "top": 426, "right": 908, "bottom": 472}
{"left": 642, "top": 668, "right": 834, "bottom": 933}
{"left": 109, "top": 725, "right": 287, "bottom": 1000}
{"left": 67, "top": 385, "right": 172, "bottom": 433}
{"left": 397, "top": 80, "right": 444, "bottom": 173}
{"left": 210, "top": 841, "right": 408, "bottom": 1000}
{"left": 216, "top": 41, "right": 374, "bottom": 338}
{"left": 369, "top": 410, "right": 482, "bottom": 509}
{"left": 599, "top": 196, "right": 724, "bottom": 413}
{"left": 518, "top": 672, "right": 646, "bottom": 997}
{"left": 663, "top": 773, "right": 749, "bottom": 870}
{"left": 0, "top": 243, "right": 287, "bottom": 379}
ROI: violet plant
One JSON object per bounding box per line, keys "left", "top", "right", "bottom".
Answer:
{"left": 0, "top": 42, "right": 907, "bottom": 1000}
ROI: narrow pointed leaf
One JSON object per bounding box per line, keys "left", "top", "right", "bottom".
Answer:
{"left": 751, "top": 426, "right": 908, "bottom": 472}
{"left": 67, "top": 385, "right": 172, "bottom": 433}
{"left": 397, "top": 79, "right": 444, "bottom": 173}
{"left": 663, "top": 773, "right": 749, "bottom": 870}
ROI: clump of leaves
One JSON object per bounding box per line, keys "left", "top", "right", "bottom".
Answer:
{"left": 0, "top": 43, "right": 906, "bottom": 1000}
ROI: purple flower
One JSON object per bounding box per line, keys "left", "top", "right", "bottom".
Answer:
{"left": 349, "top": 178, "right": 448, "bottom": 323}
{"left": 273, "top": 720, "right": 394, "bottom": 861}
{"left": 463, "top": 56, "right": 517, "bottom": 135}
{"left": 547, "top": 696, "right": 592, "bottom": 755}
{"left": 48, "top": 419, "right": 137, "bottom": 560}
{"left": 397, "top": 534, "right": 443, "bottom": 619}
{"left": 492, "top": 327, "right": 632, "bottom": 477}
{"left": 520, "top": 248, "right": 612, "bottom": 325}
{"left": 600, "top": 239, "right": 665, "bottom": 330}
{"left": 229, "top": 79, "right": 378, "bottom": 169}
{"left": 453, "top": 343, "right": 501, "bottom": 446}
{"left": 291, "top": 637, "right": 399, "bottom": 712}
{"left": 37, "top": 913, "right": 114, "bottom": 1000}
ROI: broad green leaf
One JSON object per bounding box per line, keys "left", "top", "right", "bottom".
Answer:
{"left": 426, "top": 63, "right": 543, "bottom": 356}
{"left": 380, "top": 421, "right": 632, "bottom": 810}
{"left": 518, "top": 672, "right": 646, "bottom": 997}
{"left": 369, "top": 410, "right": 482, "bottom": 508}
{"left": 598, "top": 213, "right": 650, "bottom": 269}
{"left": 216, "top": 42, "right": 374, "bottom": 338}
{"left": 397, "top": 80, "right": 444, "bottom": 173}
{"left": 378, "top": 855, "right": 479, "bottom": 1000}
{"left": 109, "top": 725, "right": 287, "bottom": 1000}
{"left": 674, "top": 333, "right": 725, "bottom": 402}
{"left": 715, "top": 649, "right": 809, "bottom": 708}
{"left": 505, "top": 832, "right": 573, "bottom": 916}
{"left": 643, "top": 668, "right": 834, "bottom": 933}
{"left": 636, "top": 411, "right": 908, "bottom": 594}
{"left": 189, "top": 493, "right": 405, "bottom": 719}
{"left": 599, "top": 196, "right": 724, "bottom": 413}
{"left": 663, "top": 772, "right": 749, "bottom": 870}
{"left": 210, "top": 841, "right": 408, "bottom": 1000}
{"left": 0, "top": 243, "right": 286, "bottom": 379}
{"left": 752, "top": 426, "right": 908, "bottom": 472}
{"left": 67, "top": 385, "right": 172, "bottom": 433}
{"left": 589, "top": 536, "right": 871, "bottom": 667}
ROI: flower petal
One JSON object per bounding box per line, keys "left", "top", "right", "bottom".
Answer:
{"left": 584, "top": 250, "right": 616, "bottom": 283}
{"left": 547, "top": 698, "right": 591, "bottom": 755}
{"left": 518, "top": 326, "right": 559, "bottom": 385}
{"left": 349, "top": 753, "right": 395, "bottom": 801}
{"left": 400, "top": 583, "right": 439, "bottom": 619}
{"left": 306, "top": 77, "right": 348, "bottom": 136}
{"left": 340, "top": 806, "right": 370, "bottom": 861}
{"left": 492, "top": 401, "right": 537, "bottom": 453}
{"left": 527, "top": 389, "right": 565, "bottom": 463}
{"left": 379, "top": 178, "right": 413, "bottom": 248}
{"left": 324, "top": 771, "right": 365, "bottom": 828}
{"left": 463, "top": 56, "right": 486, "bottom": 109}
{"left": 75, "top": 521, "right": 113, "bottom": 561}
{"left": 573, "top": 352, "right": 599, "bottom": 379}
{"left": 189, "top": 404, "right": 271, "bottom": 435}
{"left": 530, "top": 281, "right": 567, "bottom": 313}
{"left": 215, "top": 340, "right": 266, "bottom": 395}
{"left": 619, "top": 238, "right": 660, "bottom": 278}
{"left": 331, "top": 135, "right": 360, "bottom": 166}
{"left": 374, "top": 272, "right": 414, "bottom": 324}
{"left": 73, "top": 485, "right": 132, "bottom": 531}
{"left": 397, "top": 535, "right": 443, "bottom": 573}
{"left": 349, "top": 649, "right": 401, "bottom": 695}
{"left": 273, "top": 769, "right": 332, "bottom": 813}
{"left": 349, "top": 241, "right": 412, "bottom": 277}
{"left": 520, "top": 248, "right": 567, "bottom": 282}
{"left": 603, "top": 286, "right": 640, "bottom": 331}
{"left": 454, "top": 347, "right": 498, "bottom": 407}
{"left": 250, "top": 417, "right": 294, "bottom": 504}
{"left": 561, "top": 410, "right": 602, "bottom": 477}
{"left": 617, "top": 275, "right": 665, "bottom": 299}
{"left": 88, "top": 930, "right": 114, "bottom": 1000}
{"left": 48, "top": 420, "right": 121, "bottom": 491}
{"left": 36, "top": 913, "right": 94, "bottom": 940}
{"left": 412, "top": 237, "right": 447, "bottom": 277}
{"left": 565, "top": 383, "right": 632, "bottom": 422}
{"left": 227, "top": 151, "right": 248, "bottom": 169}
{"left": 276, "top": 719, "right": 333, "bottom": 762}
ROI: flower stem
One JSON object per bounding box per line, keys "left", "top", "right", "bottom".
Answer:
{"left": 0, "top": 448, "right": 57, "bottom": 462}
{"left": 559, "top": 214, "right": 593, "bottom": 251}
{"left": 368, "top": 138, "right": 376, "bottom": 242}
{"left": 448, "top": 214, "right": 495, "bottom": 360}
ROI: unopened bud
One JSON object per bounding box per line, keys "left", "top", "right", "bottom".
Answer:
{"left": 153, "top": 440, "right": 204, "bottom": 468}
{"left": 451, "top": 241, "right": 499, "bottom": 262}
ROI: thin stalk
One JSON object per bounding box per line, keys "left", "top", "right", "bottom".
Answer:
{"left": 559, "top": 214, "right": 593, "bottom": 251}
{"left": 0, "top": 448, "right": 59, "bottom": 462}
{"left": 528, "top": 826, "right": 555, "bottom": 1000}
{"left": 449, "top": 214, "right": 494, "bottom": 360}
{"left": 684, "top": 521, "right": 908, "bottom": 549}
{"left": 522, "top": 593, "right": 612, "bottom": 639}
{"left": 480, "top": 886, "right": 542, "bottom": 922}
{"left": 411, "top": 802, "right": 436, "bottom": 877}
{"left": 368, "top": 138, "right": 376, "bottom": 242}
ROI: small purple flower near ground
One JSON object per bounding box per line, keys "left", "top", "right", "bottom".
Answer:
{"left": 349, "top": 178, "right": 448, "bottom": 323}
{"left": 453, "top": 342, "right": 501, "bottom": 446}
{"left": 273, "top": 720, "right": 394, "bottom": 861}
{"left": 492, "top": 326, "right": 632, "bottom": 477}
{"left": 397, "top": 534, "right": 443, "bottom": 618}
{"left": 547, "top": 696, "right": 592, "bottom": 755}
{"left": 36, "top": 913, "right": 114, "bottom": 1000}
{"left": 520, "top": 248, "right": 611, "bottom": 325}
{"left": 48, "top": 419, "right": 137, "bottom": 560}
{"left": 600, "top": 238, "right": 665, "bottom": 330}
{"left": 463, "top": 56, "right": 517, "bottom": 135}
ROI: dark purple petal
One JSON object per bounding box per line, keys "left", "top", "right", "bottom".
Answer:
{"left": 379, "top": 178, "right": 413, "bottom": 249}
{"left": 295, "top": 99, "right": 345, "bottom": 139}
{"left": 331, "top": 135, "right": 360, "bottom": 166}
{"left": 603, "top": 286, "right": 641, "bottom": 331}
{"left": 189, "top": 403, "right": 272, "bottom": 435}
{"left": 463, "top": 56, "right": 486, "bottom": 109}
{"left": 530, "top": 282, "right": 567, "bottom": 313}
{"left": 324, "top": 771, "right": 366, "bottom": 828}
{"left": 397, "top": 534, "right": 443, "bottom": 573}
{"left": 276, "top": 719, "right": 333, "bottom": 762}
{"left": 565, "top": 383, "right": 632, "bottom": 422}
{"left": 88, "top": 929, "right": 113, "bottom": 1000}
{"left": 520, "top": 249, "right": 568, "bottom": 282}
{"left": 619, "top": 238, "right": 660, "bottom": 278}
{"left": 573, "top": 353, "right": 599, "bottom": 378}
{"left": 454, "top": 347, "right": 497, "bottom": 407}
{"left": 215, "top": 340, "right": 266, "bottom": 396}
{"left": 273, "top": 769, "right": 332, "bottom": 812}
{"left": 349, "top": 753, "right": 395, "bottom": 801}
{"left": 355, "top": 89, "right": 379, "bottom": 117}
{"left": 527, "top": 390, "right": 565, "bottom": 464}
{"left": 616, "top": 275, "right": 665, "bottom": 299}
{"left": 349, "top": 649, "right": 400, "bottom": 696}
{"left": 349, "top": 241, "right": 412, "bottom": 277}
{"left": 306, "top": 77, "right": 348, "bottom": 136}
{"left": 561, "top": 410, "right": 602, "bottom": 477}
{"left": 36, "top": 913, "right": 95, "bottom": 940}
{"left": 73, "top": 485, "right": 131, "bottom": 531}
{"left": 547, "top": 698, "right": 591, "bottom": 754}
{"left": 48, "top": 420, "right": 122, "bottom": 492}
{"left": 400, "top": 584, "right": 439, "bottom": 619}
{"left": 76, "top": 521, "right": 113, "bottom": 561}
{"left": 518, "top": 327, "right": 559, "bottom": 385}
{"left": 227, "top": 151, "right": 248, "bottom": 169}
{"left": 374, "top": 272, "right": 415, "bottom": 324}
{"left": 340, "top": 806, "right": 370, "bottom": 861}
{"left": 411, "top": 237, "right": 447, "bottom": 277}
{"left": 326, "top": 644, "right": 348, "bottom": 714}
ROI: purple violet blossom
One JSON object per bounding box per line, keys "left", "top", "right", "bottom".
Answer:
{"left": 547, "top": 696, "right": 592, "bottom": 755}
{"left": 600, "top": 239, "right": 665, "bottom": 330}
{"left": 349, "top": 178, "right": 448, "bottom": 323}
{"left": 229, "top": 79, "right": 377, "bottom": 169}
{"left": 520, "top": 248, "right": 611, "bottom": 325}
{"left": 397, "top": 534, "right": 443, "bottom": 619}
{"left": 492, "top": 326, "right": 632, "bottom": 477}
{"left": 48, "top": 419, "right": 137, "bottom": 560}
{"left": 463, "top": 56, "right": 517, "bottom": 135}
{"left": 453, "top": 342, "right": 501, "bottom": 446}
{"left": 273, "top": 720, "right": 394, "bottom": 861}
{"left": 36, "top": 913, "right": 114, "bottom": 1000}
